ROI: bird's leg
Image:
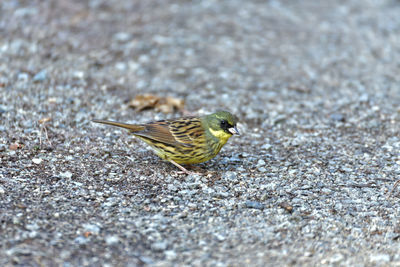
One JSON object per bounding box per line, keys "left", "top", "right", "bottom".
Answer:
{"left": 167, "top": 159, "right": 205, "bottom": 175}
{"left": 168, "top": 159, "right": 191, "bottom": 174}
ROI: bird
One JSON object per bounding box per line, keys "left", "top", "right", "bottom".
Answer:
{"left": 92, "top": 111, "right": 239, "bottom": 173}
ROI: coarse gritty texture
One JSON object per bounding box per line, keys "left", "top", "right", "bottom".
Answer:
{"left": 1, "top": 0, "right": 400, "bottom": 266}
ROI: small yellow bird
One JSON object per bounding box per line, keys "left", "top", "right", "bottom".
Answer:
{"left": 92, "top": 111, "right": 239, "bottom": 173}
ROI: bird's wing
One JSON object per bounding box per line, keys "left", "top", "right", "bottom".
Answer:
{"left": 134, "top": 117, "right": 203, "bottom": 147}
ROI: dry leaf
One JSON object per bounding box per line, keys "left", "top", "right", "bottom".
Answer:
{"left": 128, "top": 94, "right": 184, "bottom": 114}
{"left": 128, "top": 94, "right": 159, "bottom": 111}
{"left": 155, "top": 96, "right": 185, "bottom": 114}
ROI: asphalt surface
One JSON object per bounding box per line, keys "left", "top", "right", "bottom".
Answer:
{"left": 1, "top": 0, "right": 400, "bottom": 266}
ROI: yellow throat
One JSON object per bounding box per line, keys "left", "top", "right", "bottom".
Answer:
{"left": 208, "top": 128, "right": 232, "bottom": 145}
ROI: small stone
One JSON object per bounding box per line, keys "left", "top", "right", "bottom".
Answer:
{"left": 83, "top": 223, "right": 101, "bottom": 234}
{"left": 167, "top": 184, "right": 178, "bottom": 191}
{"left": 59, "top": 171, "right": 73, "bottom": 179}
{"left": 370, "top": 254, "right": 390, "bottom": 262}
{"left": 17, "top": 72, "right": 29, "bottom": 81}
{"left": 32, "top": 158, "right": 42, "bottom": 164}
{"left": 188, "top": 182, "right": 201, "bottom": 189}
{"left": 245, "top": 201, "right": 264, "bottom": 210}
{"left": 113, "top": 32, "right": 132, "bottom": 42}
{"left": 33, "top": 69, "right": 47, "bottom": 82}
{"left": 151, "top": 241, "right": 168, "bottom": 251}
{"left": 139, "top": 256, "right": 154, "bottom": 265}
{"left": 73, "top": 71, "right": 85, "bottom": 79}
{"left": 0, "top": 186, "right": 5, "bottom": 194}
{"left": 115, "top": 62, "right": 127, "bottom": 71}
{"left": 257, "top": 159, "right": 266, "bottom": 167}
{"left": 321, "top": 188, "right": 332, "bottom": 194}
{"left": 359, "top": 93, "right": 369, "bottom": 102}
{"left": 26, "top": 223, "right": 39, "bottom": 231}
{"left": 330, "top": 113, "right": 345, "bottom": 122}
{"left": 164, "top": 250, "right": 177, "bottom": 260}
{"left": 105, "top": 235, "right": 119, "bottom": 245}
{"left": 214, "top": 190, "right": 229, "bottom": 198}
{"left": 74, "top": 236, "right": 88, "bottom": 245}
{"left": 178, "top": 190, "right": 191, "bottom": 196}
{"left": 261, "top": 143, "right": 272, "bottom": 150}
{"left": 223, "top": 171, "right": 237, "bottom": 181}
{"left": 258, "top": 167, "right": 267, "bottom": 172}
{"left": 28, "top": 231, "right": 38, "bottom": 238}
{"left": 214, "top": 233, "right": 226, "bottom": 242}
{"left": 341, "top": 167, "right": 352, "bottom": 172}
{"left": 185, "top": 174, "right": 202, "bottom": 183}
{"left": 273, "top": 115, "right": 286, "bottom": 125}
{"left": 329, "top": 253, "right": 344, "bottom": 263}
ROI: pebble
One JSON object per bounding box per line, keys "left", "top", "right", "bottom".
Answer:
{"left": 370, "top": 254, "right": 390, "bottom": 263}
{"left": 26, "top": 223, "right": 39, "bottom": 231}
{"left": 222, "top": 171, "right": 237, "bottom": 181}
{"left": 214, "top": 233, "right": 226, "bottom": 242}
{"left": 164, "top": 250, "right": 177, "bottom": 260}
{"left": 32, "top": 158, "right": 42, "bottom": 164}
{"left": 245, "top": 201, "right": 264, "bottom": 210}
{"left": 105, "top": 235, "right": 119, "bottom": 246}
{"left": 113, "top": 32, "right": 132, "bottom": 42}
{"left": 330, "top": 113, "right": 345, "bottom": 122}
{"left": 139, "top": 256, "right": 154, "bottom": 265}
{"left": 32, "top": 69, "right": 47, "bottom": 82}
{"left": 83, "top": 223, "right": 101, "bottom": 234}
{"left": 328, "top": 253, "right": 344, "bottom": 263}
{"left": 257, "top": 159, "right": 266, "bottom": 167}
{"left": 258, "top": 167, "right": 267, "bottom": 172}
{"left": 151, "top": 241, "right": 168, "bottom": 251}
{"left": 74, "top": 236, "right": 88, "bottom": 245}
{"left": 59, "top": 171, "right": 73, "bottom": 179}
{"left": 17, "top": 72, "right": 29, "bottom": 81}
{"left": 73, "top": 71, "right": 85, "bottom": 79}
{"left": 167, "top": 184, "right": 178, "bottom": 191}
{"left": 214, "top": 190, "right": 229, "bottom": 198}
{"left": 261, "top": 144, "right": 272, "bottom": 150}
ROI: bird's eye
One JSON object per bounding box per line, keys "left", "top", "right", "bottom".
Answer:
{"left": 220, "top": 120, "right": 229, "bottom": 129}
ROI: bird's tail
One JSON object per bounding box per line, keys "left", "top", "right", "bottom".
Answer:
{"left": 92, "top": 119, "right": 145, "bottom": 132}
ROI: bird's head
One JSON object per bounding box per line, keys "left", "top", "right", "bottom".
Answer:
{"left": 205, "top": 111, "right": 239, "bottom": 142}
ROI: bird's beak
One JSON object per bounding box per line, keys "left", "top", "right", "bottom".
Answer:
{"left": 228, "top": 126, "right": 240, "bottom": 135}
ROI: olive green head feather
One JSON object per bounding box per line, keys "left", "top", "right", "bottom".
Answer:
{"left": 204, "top": 111, "right": 240, "bottom": 137}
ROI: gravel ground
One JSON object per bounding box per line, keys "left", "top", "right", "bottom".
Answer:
{"left": 2, "top": 0, "right": 400, "bottom": 266}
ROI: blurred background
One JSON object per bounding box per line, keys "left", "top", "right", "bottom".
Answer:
{"left": 3, "top": 0, "right": 399, "bottom": 127}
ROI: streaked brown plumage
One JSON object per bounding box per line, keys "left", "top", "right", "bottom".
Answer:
{"left": 93, "top": 111, "right": 239, "bottom": 173}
